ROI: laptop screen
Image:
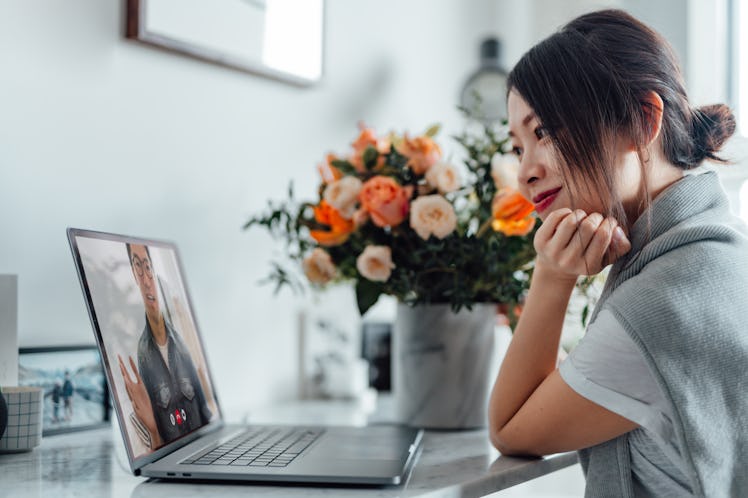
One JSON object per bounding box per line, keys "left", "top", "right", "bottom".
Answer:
{"left": 71, "top": 231, "right": 220, "bottom": 462}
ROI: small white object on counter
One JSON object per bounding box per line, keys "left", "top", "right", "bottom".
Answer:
{"left": 0, "top": 275, "right": 18, "bottom": 387}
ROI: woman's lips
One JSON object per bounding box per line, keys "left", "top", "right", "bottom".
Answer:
{"left": 533, "top": 187, "right": 562, "bottom": 214}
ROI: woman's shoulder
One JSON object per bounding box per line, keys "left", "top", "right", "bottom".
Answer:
{"left": 617, "top": 221, "right": 748, "bottom": 291}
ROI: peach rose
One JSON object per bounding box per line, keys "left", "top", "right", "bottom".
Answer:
{"left": 352, "top": 127, "right": 377, "bottom": 153}
{"left": 491, "top": 187, "right": 536, "bottom": 236}
{"left": 323, "top": 176, "right": 362, "bottom": 219}
{"left": 359, "top": 176, "right": 412, "bottom": 227}
{"left": 356, "top": 245, "right": 395, "bottom": 282}
{"left": 425, "top": 161, "right": 461, "bottom": 194}
{"left": 309, "top": 200, "right": 355, "bottom": 246}
{"left": 350, "top": 126, "right": 388, "bottom": 171}
{"left": 409, "top": 195, "right": 457, "bottom": 240}
{"left": 317, "top": 153, "right": 344, "bottom": 184}
{"left": 303, "top": 248, "right": 337, "bottom": 284}
{"left": 490, "top": 153, "right": 520, "bottom": 190}
{"left": 397, "top": 134, "right": 442, "bottom": 175}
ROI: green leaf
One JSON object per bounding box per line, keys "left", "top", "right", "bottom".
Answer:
{"left": 330, "top": 160, "right": 358, "bottom": 176}
{"left": 362, "top": 146, "right": 378, "bottom": 170}
{"left": 424, "top": 123, "right": 441, "bottom": 137}
{"left": 355, "top": 279, "right": 381, "bottom": 315}
{"left": 581, "top": 304, "right": 589, "bottom": 328}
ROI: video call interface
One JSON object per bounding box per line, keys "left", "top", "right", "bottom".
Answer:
{"left": 76, "top": 236, "right": 219, "bottom": 460}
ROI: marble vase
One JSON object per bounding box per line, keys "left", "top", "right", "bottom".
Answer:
{"left": 392, "top": 302, "right": 498, "bottom": 429}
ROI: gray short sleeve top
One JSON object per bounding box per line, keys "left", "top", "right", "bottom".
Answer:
{"left": 559, "top": 308, "right": 693, "bottom": 496}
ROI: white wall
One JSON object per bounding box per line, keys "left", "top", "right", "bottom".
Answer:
{"left": 1, "top": 0, "right": 744, "bottom": 414}
{"left": 0, "top": 0, "right": 497, "bottom": 411}
{"left": 494, "top": 0, "right": 688, "bottom": 70}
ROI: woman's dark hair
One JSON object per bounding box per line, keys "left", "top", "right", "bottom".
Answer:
{"left": 507, "top": 9, "right": 736, "bottom": 227}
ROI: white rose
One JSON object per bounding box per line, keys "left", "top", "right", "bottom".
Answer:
{"left": 425, "top": 161, "right": 461, "bottom": 194}
{"left": 323, "top": 176, "right": 363, "bottom": 219}
{"left": 302, "top": 248, "right": 337, "bottom": 284}
{"left": 409, "top": 195, "right": 457, "bottom": 240}
{"left": 490, "top": 153, "right": 519, "bottom": 190}
{"left": 356, "top": 245, "right": 395, "bottom": 282}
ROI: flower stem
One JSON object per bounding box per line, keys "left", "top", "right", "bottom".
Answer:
{"left": 476, "top": 218, "right": 494, "bottom": 238}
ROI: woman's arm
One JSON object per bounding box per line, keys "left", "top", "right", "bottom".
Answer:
{"left": 488, "top": 209, "right": 636, "bottom": 456}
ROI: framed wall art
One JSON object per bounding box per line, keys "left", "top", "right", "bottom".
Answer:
{"left": 126, "top": 0, "right": 325, "bottom": 86}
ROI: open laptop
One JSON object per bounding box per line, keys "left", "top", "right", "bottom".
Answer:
{"left": 67, "top": 228, "right": 422, "bottom": 485}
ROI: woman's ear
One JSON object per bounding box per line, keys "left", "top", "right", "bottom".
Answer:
{"left": 642, "top": 91, "right": 664, "bottom": 146}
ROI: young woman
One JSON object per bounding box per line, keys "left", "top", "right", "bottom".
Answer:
{"left": 488, "top": 9, "right": 747, "bottom": 497}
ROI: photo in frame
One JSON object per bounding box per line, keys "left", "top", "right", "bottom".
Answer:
{"left": 18, "top": 346, "right": 110, "bottom": 436}
{"left": 126, "top": 0, "right": 325, "bottom": 86}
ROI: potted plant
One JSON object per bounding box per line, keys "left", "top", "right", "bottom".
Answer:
{"left": 245, "top": 121, "right": 537, "bottom": 428}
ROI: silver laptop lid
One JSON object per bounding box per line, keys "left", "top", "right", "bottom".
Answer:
{"left": 67, "top": 228, "right": 224, "bottom": 473}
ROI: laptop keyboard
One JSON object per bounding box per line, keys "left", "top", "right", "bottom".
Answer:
{"left": 181, "top": 428, "right": 324, "bottom": 468}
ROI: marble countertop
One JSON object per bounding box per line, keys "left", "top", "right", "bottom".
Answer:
{"left": 0, "top": 398, "right": 578, "bottom": 498}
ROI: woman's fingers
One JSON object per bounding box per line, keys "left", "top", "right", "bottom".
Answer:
{"left": 534, "top": 209, "right": 573, "bottom": 247}
{"left": 547, "top": 209, "right": 588, "bottom": 254}
{"left": 611, "top": 226, "right": 632, "bottom": 257}
{"left": 584, "top": 218, "right": 616, "bottom": 270}
{"left": 603, "top": 225, "right": 632, "bottom": 266}
{"left": 575, "top": 213, "right": 605, "bottom": 252}
{"left": 535, "top": 209, "right": 630, "bottom": 276}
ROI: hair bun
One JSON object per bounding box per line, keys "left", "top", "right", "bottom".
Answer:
{"left": 690, "top": 104, "right": 736, "bottom": 165}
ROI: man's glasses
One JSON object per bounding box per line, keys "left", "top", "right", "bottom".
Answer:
{"left": 132, "top": 255, "right": 153, "bottom": 279}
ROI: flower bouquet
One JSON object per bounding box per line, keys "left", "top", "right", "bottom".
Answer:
{"left": 245, "top": 121, "right": 538, "bottom": 320}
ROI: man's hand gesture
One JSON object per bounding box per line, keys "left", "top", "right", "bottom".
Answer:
{"left": 118, "top": 354, "right": 162, "bottom": 448}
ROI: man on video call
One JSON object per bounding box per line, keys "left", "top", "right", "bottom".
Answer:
{"left": 118, "top": 243, "right": 212, "bottom": 449}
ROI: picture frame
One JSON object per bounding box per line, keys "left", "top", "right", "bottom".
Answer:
{"left": 18, "top": 346, "right": 110, "bottom": 436}
{"left": 125, "top": 0, "right": 325, "bottom": 86}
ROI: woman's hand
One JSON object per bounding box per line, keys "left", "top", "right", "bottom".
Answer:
{"left": 489, "top": 208, "right": 634, "bottom": 456}
{"left": 118, "top": 354, "right": 162, "bottom": 448}
{"left": 534, "top": 208, "right": 631, "bottom": 280}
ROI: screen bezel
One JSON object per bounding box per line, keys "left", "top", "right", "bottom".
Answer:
{"left": 66, "top": 227, "right": 224, "bottom": 474}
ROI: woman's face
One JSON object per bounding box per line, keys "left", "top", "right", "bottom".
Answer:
{"left": 508, "top": 90, "right": 608, "bottom": 221}
{"left": 508, "top": 90, "right": 649, "bottom": 224}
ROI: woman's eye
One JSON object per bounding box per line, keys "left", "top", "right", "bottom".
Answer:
{"left": 534, "top": 126, "right": 549, "bottom": 140}
{"left": 511, "top": 146, "right": 523, "bottom": 157}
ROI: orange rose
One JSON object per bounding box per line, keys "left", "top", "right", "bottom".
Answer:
{"left": 350, "top": 126, "right": 387, "bottom": 171}
{"left": 352, "top": 127, "right": 378, "bottom": 154}
{"left": 317, "top": 153, "right": 343, "bottom": 184}
{"left": 491, "top": 187, "right": 536, "bottom": 236}
{"left": 309, "top": 201, "right": 355, "bottom": 246}
{"left": 497, "top": 302, "right": 523, "bottom": 327}
{"left": 397, "top": 134, "right": 442, "bottom": 175}
{"left": 359, "top": 176, "right": 412, "bottom": 227}
{"left": 492, "top": 217, "right": 537, "bottom": 236}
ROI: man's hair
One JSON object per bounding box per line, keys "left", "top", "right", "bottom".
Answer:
{"left": 126, "top": 243, "right": 152, "bottom": 266}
